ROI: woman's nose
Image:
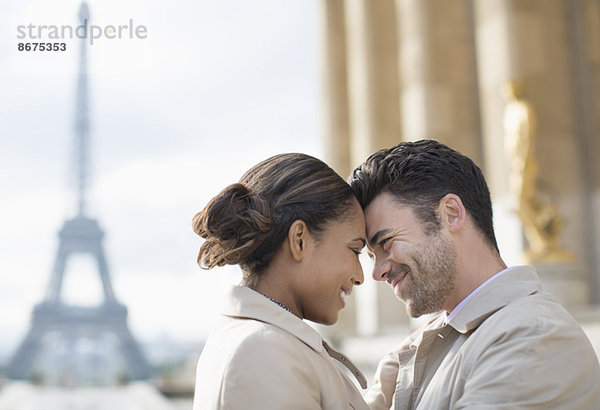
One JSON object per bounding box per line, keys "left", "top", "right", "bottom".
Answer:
{"left": 352, "top": 260, "right": 364, "bottom": 286}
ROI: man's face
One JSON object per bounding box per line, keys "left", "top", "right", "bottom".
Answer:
{"left": 364, "top": 192, "right": 458, "bottom": 317}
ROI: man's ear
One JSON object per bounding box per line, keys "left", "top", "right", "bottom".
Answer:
{"left": 288, "top": 220, "right": 309, "bottom": 262}
{"left": 438, "top": 193, "right": 466, "bottom": 233}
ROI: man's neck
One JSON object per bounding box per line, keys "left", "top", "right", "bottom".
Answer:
{"left": 444, "top": 252, "right": 507, "bottom": 313}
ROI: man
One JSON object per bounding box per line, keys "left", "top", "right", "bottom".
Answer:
{"left": 349, "top": 140, "right": 600, "bottom": 409}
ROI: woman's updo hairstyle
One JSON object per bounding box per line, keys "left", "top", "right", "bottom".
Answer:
{"left": 192, "top": 153, "right": 356, "bottom": 280}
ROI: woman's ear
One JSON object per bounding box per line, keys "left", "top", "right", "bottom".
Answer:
{"left": 288, "top": 220, "right": 309, "bottom": 262}
{"left": 438, "top": 193, "right": 466, "bottom": 233}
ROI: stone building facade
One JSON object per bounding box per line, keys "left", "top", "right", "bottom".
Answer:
{"left": 319, "top": 0, "right": 600, "bottom": 352}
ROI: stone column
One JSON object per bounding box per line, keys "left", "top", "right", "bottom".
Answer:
{"left": 474, "top": 0, "right": 591, "bottom": 305}
{"left": 320, "top": 0, "right": 358, "bottom": 337}
{"left": 344, "top": 0, "right": 402, "bottom": 168}
{"left": 572, "top": 0, "right": 600, "bottom": 302}
{"left": 321, "top": 0, "right": 352, "bottom": 179}
{"left": 396, "top": 0, "right": 483, "bottom": 165}
{"left": 343, "top": 0, "right": 407, "bottom": 335}
{"left": 320, "top": 0, "right": 404, "bottom": 337}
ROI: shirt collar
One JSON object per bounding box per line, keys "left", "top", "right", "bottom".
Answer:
{"left": 447, "top": 265, "right": 542, "bottom": 334}
{"left": 444, "top": 266, "right": 517, "bottom": 325}
{"left": 221, "top": 285, "right": 324, "bottom": 353}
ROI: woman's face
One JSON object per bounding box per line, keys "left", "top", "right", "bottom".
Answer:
{"left": 298, "top": 200, "right": 366, "bottom": 325}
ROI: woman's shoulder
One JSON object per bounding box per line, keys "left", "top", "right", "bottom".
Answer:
{"left": 195, "top": 319, "right": 324, "bottom": 409}
{"left": 202, "top": 316, "right": 321, "bottom": 380}
{"left": 213, "top": 316, "right": 314, "bottom": 355}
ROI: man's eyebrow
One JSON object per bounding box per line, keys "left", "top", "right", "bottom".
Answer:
{"left": 368, "top": 229, "right": 390, "bottom": 248}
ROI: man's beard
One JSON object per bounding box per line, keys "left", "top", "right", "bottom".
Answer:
{"left": 390, "top": 233, "right": 458, "bottom": 318}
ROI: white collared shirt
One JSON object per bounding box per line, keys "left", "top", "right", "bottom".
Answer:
{"left": 443, "top": 266, "right": 525, "bottom": 326}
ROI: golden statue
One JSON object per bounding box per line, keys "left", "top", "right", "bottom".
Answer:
{"left": 502, "top": 80, "right": 573, "bottom": 263}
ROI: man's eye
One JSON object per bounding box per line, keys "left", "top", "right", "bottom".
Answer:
{"left": 379, "top": 237, "right": 390, "bottom": 248}
{"left": 351, "top": 249, "right": 362, "bottom": 255}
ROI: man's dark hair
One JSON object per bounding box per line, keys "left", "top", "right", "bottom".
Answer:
{"left": 349, "top": 139, "right": 499, "bottom": 252}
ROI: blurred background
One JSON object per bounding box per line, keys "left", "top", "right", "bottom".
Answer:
{"left": 1, "top": 0, "right": 600, "bottom": 408}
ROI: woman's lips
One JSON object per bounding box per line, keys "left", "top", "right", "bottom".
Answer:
{"left": 339, "top": 286, "right": 351, "bottom": 308}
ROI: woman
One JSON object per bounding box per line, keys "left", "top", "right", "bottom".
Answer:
{"left": 192, "top": 153, "right": 369, "bottom": 409}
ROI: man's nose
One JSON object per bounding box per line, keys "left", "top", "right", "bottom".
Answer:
{"left": 371, "top": 259, "right": 389, "bottom": 282}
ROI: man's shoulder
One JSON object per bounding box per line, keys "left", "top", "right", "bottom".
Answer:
{"left": 492, "top": 290, "right": 577, "bottom": 325}
{"left": 474, "top": 289, "right": 589, "bottom": 346}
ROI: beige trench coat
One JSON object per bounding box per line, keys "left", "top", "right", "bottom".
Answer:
{"left": 366, "top": 266, "right": 600, "bottom": 409}
{"left": 193, "top": 285, "right": 369, "bottom": 410}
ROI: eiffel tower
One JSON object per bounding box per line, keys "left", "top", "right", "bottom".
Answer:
{"left": 8, "top": 2, "right": 150, "bottom": 382}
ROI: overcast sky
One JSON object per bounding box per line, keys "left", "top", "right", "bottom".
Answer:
{"left": 0, "top": 0, "right": 321, "bottom": 359}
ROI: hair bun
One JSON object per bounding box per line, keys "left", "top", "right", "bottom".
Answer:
{"left": 192, "top": 183, "right": 274, "bottom": 269}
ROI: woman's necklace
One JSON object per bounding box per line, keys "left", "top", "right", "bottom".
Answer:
{"left": 262, "top": 294, "right": 293, "bottom": 314}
